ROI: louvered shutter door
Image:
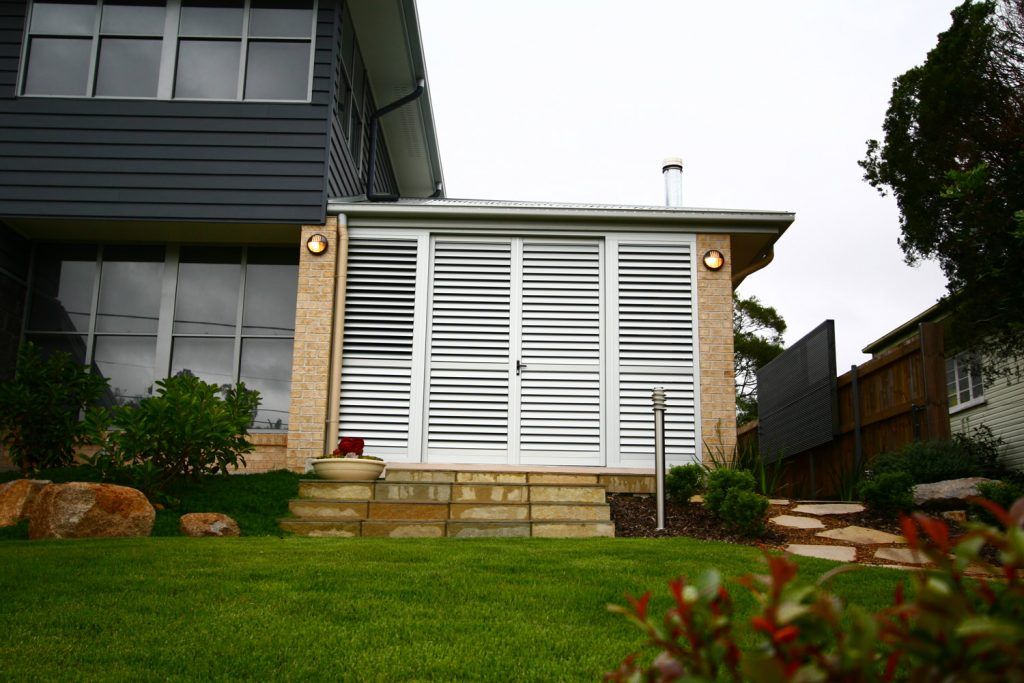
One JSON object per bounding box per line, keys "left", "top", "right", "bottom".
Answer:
{"left": 519, "top": 240, "right": 603, "bottom": 465}
{"left": 612, "top": 240, "right": 698, "bottom": 466}
{"left": 426, "top": 240, "right": 513, "bottom": 462}
{"left": 338, "top": 238, "right": 421, "bottom": 459}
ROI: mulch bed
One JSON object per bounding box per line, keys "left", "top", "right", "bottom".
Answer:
{"left": 609, "top": 494, "right": 983, "bottom": 569}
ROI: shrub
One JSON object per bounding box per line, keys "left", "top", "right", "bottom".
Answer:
{"left": 974, "top": 479, "right": 1024, "bottom": 525}
{"left": 858, "top": 471, "right": 914, "bottom": 514}
{"left": 608, "top": 496, "right": 1024, "bottom": 682}
{"left": 718, "top": 488, "right": 769, "bottom": 537}
{"left": 0, "top": 343, "right": 109, "bottom": 471}
{"left": 869, "top": 426, "right": 1006, "bottom": 485}
{"left": 87, "top": 373, "right": 260, "bottom": 499}
{"left": 704, "top": 468, "right": 756, "bottom": 516}
{"left": 665, "top": 464, "right": 705, "bottom": 503}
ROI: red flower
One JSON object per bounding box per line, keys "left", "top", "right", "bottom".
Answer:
{"left": 333, "top": 436, "right": 365, "bottom": 456}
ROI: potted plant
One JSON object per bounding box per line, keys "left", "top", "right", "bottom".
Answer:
{"left": 310, "top": 437, "right": 385, "bottom": 481}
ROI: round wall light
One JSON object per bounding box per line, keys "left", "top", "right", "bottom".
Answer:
{"left": 702, "top": 249, "right": 725, "bottom": 271}
{"left": 306, "top": 233, "right": 328, "bottom": 255}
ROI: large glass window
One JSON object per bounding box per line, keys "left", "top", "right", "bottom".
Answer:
{"left": 21, "top": 0, "right": 315, "bottom": 101}
{"left": 24, "top": 244, "right": 298, "bottom": 429}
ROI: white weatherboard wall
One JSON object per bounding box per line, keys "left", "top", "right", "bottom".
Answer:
{"left": 950, "top": 357, "right": 1024, "bottom": 471}
{"left": 338, "top": 227, "right": 700, "bottom": 467}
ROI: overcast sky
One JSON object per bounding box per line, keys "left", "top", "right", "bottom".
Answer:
{"left": 416, "top": 0, "right": 962, "bottom": 369}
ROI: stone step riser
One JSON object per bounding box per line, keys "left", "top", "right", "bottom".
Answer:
{"left": 289, "top": 500, "right": 610, "bottom": 523}
{"left": 280, "top": 519, "right": 615, "bottom": 538}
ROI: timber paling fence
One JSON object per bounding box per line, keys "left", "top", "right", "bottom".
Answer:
{"left": 737, "top": 323, "right": 950, "bottom": 499}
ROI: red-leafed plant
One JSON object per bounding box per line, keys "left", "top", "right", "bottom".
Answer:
{"left": 332, "top": 436, "right": 364, "bottom": 457}
{"left": 607, "top": 496, "right": 1024, "bottom": 682}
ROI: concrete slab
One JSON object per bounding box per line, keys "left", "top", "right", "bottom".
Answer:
{"left": 792, "top": 503, "right": 865, "bottom": 516}
{"left": 815, "top": 526, "right": 904, "bottom": 545}
{"left": 770, "top": 515, "right": 825, "bottom": 530}
{"left": 874, "top": 547, "right": 930, "bottom": 565}
{"left": 784, "top": 544, "right": 856, "bottom": 562}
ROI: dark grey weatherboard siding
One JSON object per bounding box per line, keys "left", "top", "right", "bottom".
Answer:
{"left": 0, "top": 223, "right": 28, "bottom": 378}
{"left": 0, "top": 1, "right": 396, "bottom": 224}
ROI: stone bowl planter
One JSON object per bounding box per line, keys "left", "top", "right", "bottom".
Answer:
{"left": 311, "top": 458, "right": 385, "bottom": 481}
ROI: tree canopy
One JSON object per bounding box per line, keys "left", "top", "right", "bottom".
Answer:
{"left": 860, "top": 0, "right": 1024, "bottom": 366}
{"left": 733, "top": 294, "right": 786, "bottom": 426}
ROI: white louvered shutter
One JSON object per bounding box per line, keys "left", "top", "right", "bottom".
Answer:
{"left": 426, "top": 240, "right": 513, "bottom": 462}
{"left": 338, "top": 238, "right": 420, "bottom": 459}
{"left": 613, "top": 240, "right": 698, "bottom": 466}
{"left": 519, "top": 240, "right": 603, "bottom": 465}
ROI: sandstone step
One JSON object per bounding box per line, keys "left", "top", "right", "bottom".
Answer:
{"left": 298, "top": 480, "right": 375, "bottom": 501}
{"left": 288, "top": 499, "right": 368, "bottom": 520}
{"left": 367, "top": 501, "right": 448, "bottom": 521}
{"left": 383, "top": 469, "right": 456, "bottom": 484}
{"left": 447, "top": 521, "right": 531, "bottom": 538}
{"left": 530, "top": 503, "right": 611, "bottom": 522}
{"left": 278, "top": 519, "right": 360, "bottom": 537}
{"left": 526, "top": 473, "right": 599, "bottom": 485}
{"left": 598, "top": 474, "right": 655, "bottom": 494}
{"left": 451, "top": 483, "right": 528, "bottom": 504}
{"left": 374, "top": 482, "right": 451, "bottom": 503}
{"left": 531, "top": 521, "right": 615, "bottom": 538}
{"left": 529, "top": 485, "right": 606, "bottom": 504}
{"left": 449, "top": 503, "right": 530, "bottom": 521}
{"left": 456, "top": 471, "right": 528, "bottom": 484}
{"left": 361, "top": 521, "right": 446, "bottom": 538}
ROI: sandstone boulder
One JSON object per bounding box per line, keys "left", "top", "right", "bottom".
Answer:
{"left": 0, "top": 479, "right": 51, "bottom": 527}
{"left": 179, "top": 512, "right": 240, "bottom": 537}
{"left": 913, "top": 477, "right": 998, "bottom": 507}
{"left": 29, "top": 483, "right": 155, "bottom": 539}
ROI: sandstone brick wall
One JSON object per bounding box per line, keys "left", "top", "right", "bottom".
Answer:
{"left": 240, "top": 433, "right": 289, "bottom": 473}
{"left": 696, "top": 234, "right": 736, "bottom": 463}
{"left": 285, "top": 219, "right": 339, "bottom": 472}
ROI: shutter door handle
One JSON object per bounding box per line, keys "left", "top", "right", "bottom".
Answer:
{"left": 516, "top": 359, "right": 526, "bottom": 376}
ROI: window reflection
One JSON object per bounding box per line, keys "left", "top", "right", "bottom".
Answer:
{"left": 28, "top": 245, "right": 96, "bottom": 333}
{"left": 93, "top": 336, "right": 157, "bottom": 407}
{"left": 241, "top": 338, "right": 292, "bottom": 430}
{"left": 174, "top": 247, "right": 241, "bottom": 334}
{"left": 171, "top": 337, "right": 235, "bottom": 389}
{"left": 96, "top": 246, "right": 164, "bottom": 333}
{"left": 242, "top": 248, "right": 298, "bottom": 335}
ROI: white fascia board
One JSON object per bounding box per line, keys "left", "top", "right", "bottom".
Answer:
{"left": 348, "top": 0, "right": 445, "bottom": 198}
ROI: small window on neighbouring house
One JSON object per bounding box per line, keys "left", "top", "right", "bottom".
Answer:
{"left": 946, "top": 352, "right": 985, "bottom": 411}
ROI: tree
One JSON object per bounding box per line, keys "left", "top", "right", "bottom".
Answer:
{"left": 860, "top": 0, "right": 1024, "bottom": 369}
{"left": 733, "top": 294, "right": 786, "bottom": 425}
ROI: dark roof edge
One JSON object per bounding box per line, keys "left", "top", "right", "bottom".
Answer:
{"left": 861, "top": 298, "right": 950, "bottom": 355}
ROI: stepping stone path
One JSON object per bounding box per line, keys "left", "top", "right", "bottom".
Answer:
{"left": 816, "top": 525, "right": 903, "bottom": 545}
{"left": 874, "top": 547, "right": 929, "bottom": 565}
{"left": 771, "top": 515, "right": 824, "bottom": 530}
{"left": 791, "top": 503, "right": 865, "bottom": 515}
{"left": 785, "top": 544, "right": 856, "bottom": 562}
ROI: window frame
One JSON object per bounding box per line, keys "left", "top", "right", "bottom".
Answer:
{"left": 22, "top": 242, "right": 299, "bottom": 431}
{"left": 947, "top": 351, "right": 986, "bottom": 414}
{"left": 17, "top": 0, "right": 318, "bottom": 103}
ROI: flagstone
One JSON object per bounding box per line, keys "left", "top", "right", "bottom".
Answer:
{"left": 815, "top": 525, "right": 903, "bottom": 545}
{"left": 874, "top": 547, "right": 929, "bottom": 565}
{"left": 791, "top": 503, "right": 865, "bottom": 515}
{"left": 770, "top": 514, "right": 825, "bottom": 530}
{"left": 784, "top": 544, "right": 856, "bottom": 562}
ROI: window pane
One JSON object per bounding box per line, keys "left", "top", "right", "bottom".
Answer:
{"left": 95, "top": 37, "right": 162, "bottom": 98}
{"left": 179, "top": 0, "right": 243, "bottom": 36}
{"left": 31, "top": 1, "right": 97, "bottom": 35}
{"left": 93, "top": 335, "right": 156, "bottom": 407}
{"left": 241, "top": 338, "right": 292, "bottom": 430}
{"left": 249, "top": 0, "right": 313, "bottom": 38}
{"left": 243, "top": 248, "right": 298, "bottom": 335}
{"left": 96, "top": 246, "right": 164, "bottom": 333}
{"left": 28, "top": 245, "right": 96, "bottom": 333}
{"left": 174, "top": 39, "right": 240, "bottom": 99}
{"left": 171, "top": 337, "right": 235, "bottom": 388}
{"left": 23, "top": 37, "right": 92, "bottom": 96}
{"left": 101, "top": 0, "right": 165, "bottom": 35}
{"left": 174, "top": 247, "right": 241, "bottom": 334}
{"left": 25, "top": 334, "right": 88, "bottom": 366}
{"left": 244, "top": 40, "right": 310, "bottom": 101}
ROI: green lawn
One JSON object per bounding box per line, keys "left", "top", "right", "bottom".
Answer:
{"left": 0, "top": 536, "right": 906, "bottom": 681}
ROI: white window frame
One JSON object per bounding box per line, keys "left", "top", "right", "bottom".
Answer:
{"left": 947, "top": 351, "right": 986, "bottom": 414}
{"left": 18, "top": 0, "right": 318, "bottom": 103}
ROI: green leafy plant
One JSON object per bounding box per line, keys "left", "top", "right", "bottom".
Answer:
{"left": 87, "top": 373, "right": 259, "bottom": 499}
{"left": 0, "top": 342, "right": 109, "bottom": 471}
{"left": 858, "top": 471, "right": 914, "bottom": 515}
{"left": 974, "top": 479, "right": 1024, "bottom": 525}
{"left": 718, "top": 489, "right": 769, "bottom": 537}
{"left": 704, "top": 468, "right": 756, "bottom": 516}
{"left": 703, "top": 429, "right": 788, "bottom": 498}
{"left": 608, "top": 495, "right": 1024, "bottom": 682}
{"left": 665, "top": 464, "right": 705, "bottom": 504}
{"left": 869, "top": 426, "right": 1006, "bottom": 485}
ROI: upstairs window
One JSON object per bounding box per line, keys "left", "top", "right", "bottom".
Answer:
{"left": 946, "top": 352, "right": 985, "bottom": 413}
{"left": 21, "top": 0, "right": 316, "bottom": 102}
